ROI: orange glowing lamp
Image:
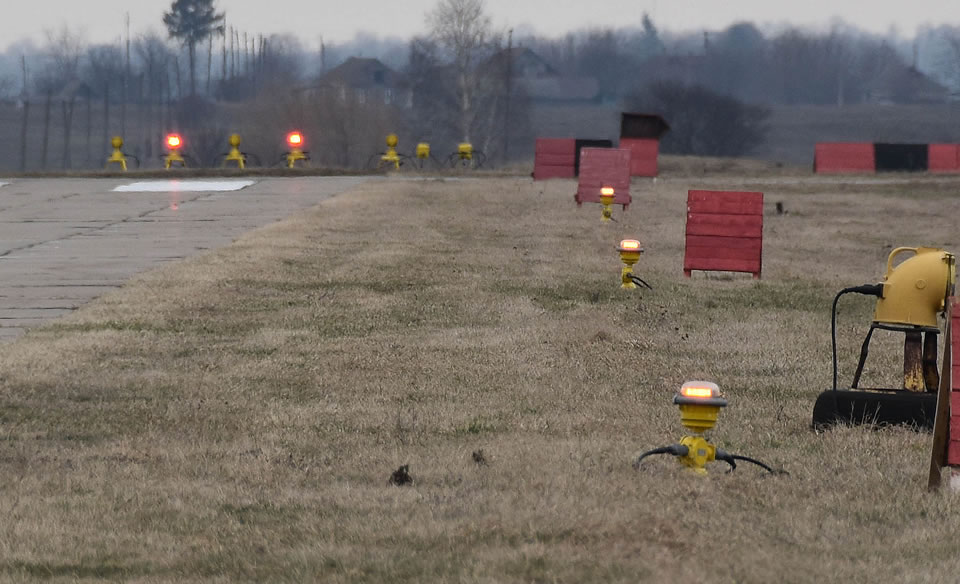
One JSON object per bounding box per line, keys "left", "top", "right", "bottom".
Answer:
{"left": 287, "top": 131, "right": 304, "bottom": 147}
{"left": 600, "top": 186, "right": 615, "bottom": 222}
{"left": 166, "top": 134, "right": 183, "bottom": 150}
{"left": 674, "top": 381, "right": 727, "bottom": 433}
{"left": 617, "top": 238, "right": 644, "bottom": 289}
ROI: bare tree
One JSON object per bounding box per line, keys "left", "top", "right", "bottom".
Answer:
{"left": 36, "top": 25, "right": 85, "bottom": 94}
{"left": 426, "top": 0, "right": 495, "bottom": 141}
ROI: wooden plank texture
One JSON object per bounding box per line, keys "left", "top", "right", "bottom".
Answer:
{"left": 814, "top": 142, "right": 876, "bottom": 174}
{"left": 620, "top": 138, "right": 659, "bottom": 177}
{"left": 929, "top": 144, "right": 960, "bottom": 173}
{"left": 684, "top": 190, "right": 763, "bottom": 278}
{"left": 575, "top": 148, "right": 632, "bottom": 206}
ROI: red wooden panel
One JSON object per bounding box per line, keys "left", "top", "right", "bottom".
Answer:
{"left": 683, "top": 257, "right": 762, "bottom": 274}
{"left": 688, "top": 190, "right": 764, "bottom": 215}
{"left": 537, "top": 153, "right": 577, "bottom": 166}
{"left": 684, "top": 190, "right": 763, "bottom": 277}
{"left": 929, "top": 144, "right": 960, "bottom": 173}
{"left": 535, "top": 138, "right": 576, "bottom": 155}
{"left": 686, "top": 235, "right": 763, "bottom": 251}
{"left": 814, "top": 142, "right": 876, "bottom": 174}
{"left": 534, "top": 138, "right": 576, "bottom": 181}
{"left": 948, "top": 443, "right": 960, "bottom": 466}
{"left": 620, "top": 137, "right": 660, "bottom": 177}
{"left": 685, "top": 215, "right": 764, "bottom": 238}
{"left": 685, "top": 245, "right": 763, "bottom": 263}
{"left": 576, "top": 148, "right": 632, "bottom": 206}
{"left": 533, "top": 165, "right": 576, "bottom": 180}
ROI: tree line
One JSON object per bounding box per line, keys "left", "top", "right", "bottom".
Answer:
{"left": 1, "top": 0, "right": 959, "bottom": 166}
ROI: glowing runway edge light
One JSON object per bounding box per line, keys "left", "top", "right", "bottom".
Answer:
{"left": 287, "top": 132, "right": 303, "bottom": 146}
{"left": 166, "top": 134, "right": 183, "bottom": 149}
{"left": 113, "top": 180, "right": 256, "bottom": 192}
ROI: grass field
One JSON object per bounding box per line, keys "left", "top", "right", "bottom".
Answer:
{"left": 3, "top": 163, "right": 960, "bottom": 582}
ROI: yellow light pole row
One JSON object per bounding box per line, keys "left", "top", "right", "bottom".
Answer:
{"left": 104, "top": 131, "right": 312, "bottom": 170}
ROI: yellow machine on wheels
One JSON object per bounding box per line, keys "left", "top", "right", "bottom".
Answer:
{"left": 813, "top": 247, "right": 956, "bottom": 429}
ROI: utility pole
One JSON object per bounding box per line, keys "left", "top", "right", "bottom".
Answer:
{"left": 122, "top": 12, "right": 130, "bottom": 137}
{"left": 19, "top": 54, "right": 29, "bottom": 171}
{"left": 503, "top": 28, "right": 513, "bottom": 165}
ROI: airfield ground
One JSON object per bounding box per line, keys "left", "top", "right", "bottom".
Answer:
{"left": 2, "top": 162, "right": 960, "bottom": 582}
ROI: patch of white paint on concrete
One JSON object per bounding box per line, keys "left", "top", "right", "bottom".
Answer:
{"left": 113, "top": 180, "right": 256, "bottom": 193}
{"left": 0, "top": 181, "right": 10, "bottom": 188}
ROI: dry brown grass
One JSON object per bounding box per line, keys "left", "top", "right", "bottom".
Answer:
{"left": 3, "top": 171, "right": 960, "bottom": 582}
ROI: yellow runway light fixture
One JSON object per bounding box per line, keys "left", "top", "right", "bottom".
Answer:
{"left": 634, "top": 381, "right": 780, "bottom": 476}
{"left": 381, "top": 133, "right": 401, "bottom": 169}
{"left": 412, "top": 142, "right": 433, "bottom": 169}
{"left": 813, "top": 246, "right": 956, "bottom": 429}
{"left": 616, "top": 239, "right": 652, "bottom": 290}
{"left": 164, "top": 133, "right": 186, "bottom": 169}
{"left": 284, "top": 131, "right": 309, "bottom": 168}
{"left": 222, "top": 134, "right": 247, "bottom": 169}
{"left": 447, "top": 142, "right": 487, "bottom": 168}
{"left": 600, "top": 186, "right": 615, "bottom": 222}
{"left": 106, "top": 136, "right": 130, "bottom": 171}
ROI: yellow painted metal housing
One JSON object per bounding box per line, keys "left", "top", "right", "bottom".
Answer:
{"left": 164, "top": 152, "right": 185, "bottom": 169}
{"left": 617, "top": 239, "right": 643, "bottom": 289}
{"left": 223, "top": 134, "right": 246, "bottom": 169}
{"left": 678, "top": 435, "right": 717, "bottom": 475}
{"left": 874, "top": 247, "right": 956, "bottom": 328}
{"left": 674, "top": 381, "right": 726, "bottom": 434}
{"left": 457, "top": 142, "right": 473, "bottom": 160}
{"left": 106, "top": 136, "right": 127, "bottom": 171}
{"left": 600, "top": 187, "right": 615, "bottom": 222}
{"left": 381, "top": 134, "right": 401, "bottom": 169}
{"left": 416, "top": 142, "right": 431, "bottom": 159}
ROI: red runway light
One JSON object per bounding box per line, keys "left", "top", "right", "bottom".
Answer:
{"left": 166, "top": 134, "right": 183, "bottom": 149}
{"left": 287, "top": 132, "right": 303, "bottom": 147}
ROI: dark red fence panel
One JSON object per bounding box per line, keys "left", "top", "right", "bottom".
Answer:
{"left": 950, "top": 300, "right": 960, "bottom": 466}
{"left": 684, "top": 190, "right": 763, "bottom": 279}
{"left": 575, "top": 148, "right": 632, "bottom": 208}
{"left": 814, "top": 142, "right": 876, "bottom": 174}
{"left": 620, "top": 138, "right": 660, "bottom": 177}
{"left": 534, "top": 138, "right": 576, "bottom": 180}
{"left": 929, "top": 144, "right": 960, "bottom": 173}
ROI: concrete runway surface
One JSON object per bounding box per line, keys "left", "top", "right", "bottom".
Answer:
{"left": 0, "top": 176, "right": 369, "bottom": 341}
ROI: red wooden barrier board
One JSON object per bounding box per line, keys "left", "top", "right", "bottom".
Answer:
{"left": 929, "top": 144, "right": 960, "bottom": 173}
{"left": 684, "top": 190, "right": 763, "bottom": 278}
{"left": 534, "top": 138, "right": 576, "bottom": 180}
{"left": 619, "top": 138, "right": 660, "bottom": 177}
{"left": 575, "top": 148, "right": 632, "bottom": 208}
{"left": 949, "top": 298, "right": 960, "bottom": 466}
{"left": 814, "top": 142, "right": 876, "bottom": 174}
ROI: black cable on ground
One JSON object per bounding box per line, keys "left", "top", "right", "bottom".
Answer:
{"left": 629, "top": 274, "right": 653, "bottom": 290}
{"left": 632, "top": 444, "right": 688, "bottom": 469}
{"left": 715, "top": 449, "right": 786, "bottom": 475}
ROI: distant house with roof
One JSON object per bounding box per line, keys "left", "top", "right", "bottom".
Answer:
{"left": 864, "top": 64, "right": 950, "bottom": 105}
{"left": 486, "top": 47, "right": 601, "bottom": 105}
{"left": 299, "top": 57, "right": 412, "bottom": 108}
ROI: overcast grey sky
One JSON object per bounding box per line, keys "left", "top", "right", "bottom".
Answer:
{"left": 3, "top": 0, "right": 960, "bottom": 51}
